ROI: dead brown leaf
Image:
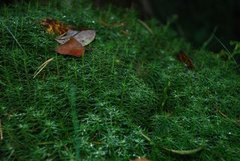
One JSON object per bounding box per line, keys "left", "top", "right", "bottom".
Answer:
{"left": 56, "top": 37, "right": 85, "bottom": 57}
{"left": 40, "top": 18, "right": 71, "bottom": 35}
{"left": 176, "top": 51, "right": 194, "bottom": 69}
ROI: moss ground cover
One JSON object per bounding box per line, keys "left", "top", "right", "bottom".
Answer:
{"left": 0, "top": 1, "right": 240, "bottom": 160}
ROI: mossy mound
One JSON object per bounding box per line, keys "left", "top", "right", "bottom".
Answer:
{"left": 0, "top": 1, "right": 239, "bottom": 160}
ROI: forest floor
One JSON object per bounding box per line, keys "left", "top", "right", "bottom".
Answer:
{"left": 1, "top": 1, "right": 240, "bottom": 160}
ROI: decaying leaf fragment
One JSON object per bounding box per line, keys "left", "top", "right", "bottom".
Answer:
{"left": 40, "top": 18, "right": 70, "bottom": 35}
{"left": 56, "top": 30, "right": 96, "bottom": 46}
{"left": 56, "top": 37, "right": 85, "bottom": 57}
{"left": 132, "top": 158, "right": 150, "bottom": 161}
{"left": 55, "top": 30, "right": 79, "bottom": 44}
{"left": 176, "top": 51, "right": 194, "bottom": 69}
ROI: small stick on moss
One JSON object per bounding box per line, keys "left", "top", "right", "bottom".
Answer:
{"left": 140, "top": 131, "right": 153, "bottom": 144}
{"left": 163, "top": 146, "right": 204, "bottom": 155}
{"left": 38, "top": 141, "right": 54, "bottom": 145}
{"left": 214, "top": 35, "right": 238, "bottom": 65}
{"left": 1, "top": 21, "right": 26, "bottom": 54}
{"left": 33, "top": 58, "right": 54, "bottom": 78}
{"left": 201, "top": 26, "right": 218, "bottom": 49}
{"left": 0, "top": 119, "right": 3, "bottom": 140}
{"left": 217, "top": 109, "right": 240, "bottom": 126}
{"left": 98, "top": 19, "right": 124, "bottom": 28}
{"left": 138, "top": 19, "right": 153, "bottom": 34}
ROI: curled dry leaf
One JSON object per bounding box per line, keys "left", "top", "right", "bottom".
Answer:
{"left": 40, "top": 18, "right": 70, "bottom": 35}
{"left": 56, "top": 30, "right": 96, "bottom": 46}
{"left": 176, "top": 51, "right": 194, "bottom": 69}
{"left": 55, "top": 30, "right": 79, "bottom": 44}
{"left": 56, "top": 37, "right": 85, "bottom": 57}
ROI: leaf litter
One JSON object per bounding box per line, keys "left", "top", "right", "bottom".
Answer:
{"left": 132, "top": 158, "right": 150, "bottom": 161}
{"left": 56, "top": 37, "right": 85, "bottom": 57}
{"left": 176, "top": 51, "right": 194, "bottom": 69}
{"left": 40, "top": 18, "right": 71, "bottom": 35}
{"left": 56, "top": 29, "right": 96, "bottom": 46}
{"left": 35, "top": 18, "right": 96, "bottom": 78}
{"left": 40, "top": 18, "right": 96, "bottom": 57}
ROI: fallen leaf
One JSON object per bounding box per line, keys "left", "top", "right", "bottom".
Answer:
{"left": 56, "top": 30, "right": 96, "bottom": 46}
{"left": 55, "top": 30, "right": 79, "bottom": 44}
{"left": 72, "top": 30, "right": 96, "bottom": 46}
{"left": 40, "top": 18, "right": 70, "bottom": 35}
{"left": 132, "top": 158, "right": 150, "bottom": 161}
{"left": 164, "top": 146, "right": 203, "bottom": 155}
{"left": 176, "top": 51, "right": 194, "bottom": 69}
{"left": 56, "top": 37, "right": 85, "bottom": 57}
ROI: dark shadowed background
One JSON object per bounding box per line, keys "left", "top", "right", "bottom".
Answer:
{"left": 1, "top": 0, "right": 240, "bottom": 51}
{"left": 93, "top": 0, "right": 240, "bottom": 51}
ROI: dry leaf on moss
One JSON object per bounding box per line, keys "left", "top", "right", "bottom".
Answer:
{"left": 55, "top": 30, "right": 79, "bottom": 44}
{"left": 56, "top": 30, "right": 96, "bottom": 46}
{"left": 40, "top": 18, "right": 70, "bottom": 35}
{"left": 176, "top": 51, "right": 194, "bottom": 69}
{"left": 40, "top": 18, "right": 95, "bottom": 57}
{"left": 56, "top": 37, "right": 85, "bottom": 57}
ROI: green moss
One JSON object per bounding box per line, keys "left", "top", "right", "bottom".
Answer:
{"left": 0, "top": 1, "right": 240, "bottom": 160}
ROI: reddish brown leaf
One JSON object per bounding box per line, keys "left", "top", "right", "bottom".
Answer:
{"left": 176, "top": 51, "right": 194, "bottom": 69}
{"left": 56, "top": 38, "right": 85, "bottom": 57}
{"left": 40, "top": 18, "right": 70, "bottom": 35}
{"left": 132, "top": 158, "right": 150, "bottom": 161}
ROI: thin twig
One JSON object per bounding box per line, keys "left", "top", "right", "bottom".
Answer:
{"left": 163, "top": 146, "right": 204, "bottom": 155}
{"left": 140, "top": 131, "right": 152, "bottom": 143}
{"left": 98, "top": 19, "right": 124, "bottom": 28}
{"left": 201, "top": 26, "right": 218, "bottom": 49}
{"left": 33, "top": 58, "right": 54, "bottom": 78}
{"left": 1, "top": 21, "right": 26, "bottom": 54}
{"left": 217, "top": 109, "right": 228, "bottom": 118}
{"left": 138, "top": 19, "right": 153, "bottom": 34}
{"left": 214, "top": 35, "right": 238, "bottom": 65}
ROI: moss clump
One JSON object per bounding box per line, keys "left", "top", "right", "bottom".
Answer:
{"left": 0, "top": 1, "right": 240, "bottom": 161}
